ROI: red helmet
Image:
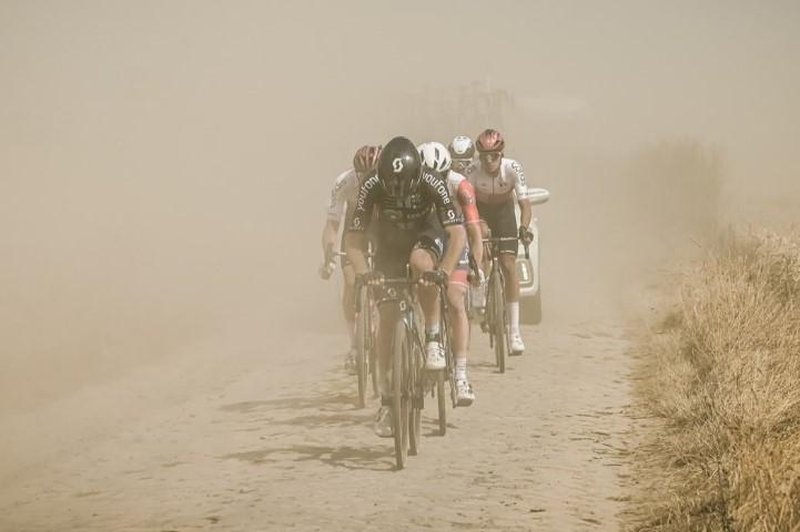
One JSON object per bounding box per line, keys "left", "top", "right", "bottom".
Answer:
{"left": 353, "top": 145, "right": 382, "bottom": 174}
{"left": 475, "top": 129, "right": 505, "bottom": 153}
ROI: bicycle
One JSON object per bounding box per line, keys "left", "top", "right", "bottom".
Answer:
{"left": 358, "top": 274, "right": 427, "bottom": 470}
{"left": 481, "top": 236, "right": 529, "bottom": 374}
{"left": 323, "top": 244, "right": 377, "bottom": 409}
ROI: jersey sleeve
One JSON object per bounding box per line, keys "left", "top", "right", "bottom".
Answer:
{"left": 456, "top": 179, "right": 481, "bottom": 224}
{"left": 347, "top": 173, "right": 379, "bottom": 232}
{"left": 508, "top": 159, "right": 530, "bottom": 201}
{"left": 325, "top": 170, "right": 354, "bottom": 221}
{"left": 422, "top": 170, "right": 462, "bottom": 227}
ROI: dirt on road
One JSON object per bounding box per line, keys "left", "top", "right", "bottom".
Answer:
{"left": 0, "top": 315, "right": 637, "bottom": 531}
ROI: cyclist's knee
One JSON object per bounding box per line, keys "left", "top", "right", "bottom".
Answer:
{"left": 409, "top": 247, "right": 436, "bottom": 273}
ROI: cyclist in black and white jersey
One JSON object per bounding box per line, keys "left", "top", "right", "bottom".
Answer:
{"left": 465, "top": 129, "right": 533, "bottom": 356}
{"left": 346, "top": 136, "right": 466, "bottom": 437}
{"left": 319, "top": 145, "right": 381, "bottom": 372}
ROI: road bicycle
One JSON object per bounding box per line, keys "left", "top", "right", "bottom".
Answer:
{"left": 358, "top": 275, "right": 426, "bottom": 470}
{"left": 481, "top": 237, "right": 528, "bottom": 373}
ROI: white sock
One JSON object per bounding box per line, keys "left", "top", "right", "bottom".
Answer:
{"left": 455, "top": 357, "right": 467, "bottom": 381}
{"left": 507, "top": 301, "right": 520, "bottom": 335}
{"left": 426, "top": 323, "right": 440, "bottom": 339}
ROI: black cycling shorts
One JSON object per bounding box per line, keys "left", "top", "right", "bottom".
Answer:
{"left": 373, "top": 223, "right": 445, "bottom": 278}
{"left": 477, "top": 200, "right": 518, "bottom": 255}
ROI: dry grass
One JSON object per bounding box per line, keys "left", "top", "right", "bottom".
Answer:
{"left": 630, "top": 229, "right": 800, "bottom": 532}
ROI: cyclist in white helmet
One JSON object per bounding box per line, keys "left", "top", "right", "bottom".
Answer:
{"left": 418, "top": 141, "right": 484, "bottom": 406}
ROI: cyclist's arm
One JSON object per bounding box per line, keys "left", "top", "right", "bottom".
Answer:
{"left": 321, "top": 219, "right": 339, "bottom": 258}
{"left": 427, "top": 169, "right": 465, "bottom": 275}
{"left": 510, "top": 159, "right": 533, "bottom": 229}
{"left": 455, "top": 177, "right": 484, "bottom": 267}
{"left": 345, "top": 173, "right": 378, "bottom": 276}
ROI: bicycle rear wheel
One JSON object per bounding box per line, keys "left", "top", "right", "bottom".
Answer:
{"left": 355, "top": 289, "right": 370, "bottom": 408}
{"left": 490, "top": 272, "right": 507, "bottom": 373}
{"left": 436, "top": 374, "right": 446, "bottom": 435}
{"left": 392, "top": 319, "right": 409, "bottom": 470}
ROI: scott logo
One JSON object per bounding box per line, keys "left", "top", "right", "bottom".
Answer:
{"left": 392, "top": 158, "right": 404, "bottom": 173}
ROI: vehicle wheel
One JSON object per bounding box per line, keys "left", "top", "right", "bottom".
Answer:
{"left": 521, "top": 289, "right": 542, "bottom": 325}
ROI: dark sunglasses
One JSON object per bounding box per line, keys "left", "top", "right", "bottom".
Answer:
{"left": 479, "top": 152, "right": 502, "bottom": 162}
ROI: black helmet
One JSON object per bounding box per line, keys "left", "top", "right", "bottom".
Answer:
{"left": 377, "top": 136, "right": 422, "bottom": 197}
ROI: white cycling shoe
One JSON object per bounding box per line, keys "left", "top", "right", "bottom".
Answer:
{"left": 425, "top": 341, "right": 446, "bottom": 370}
{"left": 509, "top": 332, "right": 525, "bottom": 356}
{"left": 373, "top": 405, "right": 393, "bottom": 438}
{"left": 455, "top": 379, "right": 475, "bottom": 407}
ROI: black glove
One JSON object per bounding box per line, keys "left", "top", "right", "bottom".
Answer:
{"left": 421, "top": 269, "right": 449, "bottom": 286}
{"left": 518, "top": 226, "right": 534, "bottom": 245}
{"left": 356, "top": 271, "right": 384, "bottom": 287}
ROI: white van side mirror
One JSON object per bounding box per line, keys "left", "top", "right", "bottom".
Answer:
{"left": 527, "top": 187, "right": 550, "bottom": 206}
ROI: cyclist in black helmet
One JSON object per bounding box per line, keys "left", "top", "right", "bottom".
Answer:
{"left": 346, "top": 136, "right": 466, "bottom": 437}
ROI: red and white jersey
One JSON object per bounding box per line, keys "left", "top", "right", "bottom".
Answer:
{"left": 325, "top": 169, "right": 360, "bottom": 222}
{"left": 465, "top": 157, "right": 530, "bottom": 205}
{"left": 446, "top": 170, "right": 481, "bottom": 226}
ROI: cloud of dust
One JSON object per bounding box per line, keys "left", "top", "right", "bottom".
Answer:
{"left": 1, "top": 1, "right": 798, "bottom": 410}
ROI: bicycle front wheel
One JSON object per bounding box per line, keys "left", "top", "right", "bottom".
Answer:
{"left": 355, "top": 289, "right": 370, "bottom": 408}
{"left": 491, "top": 272, "right": 507, "bottom": 373}
{"left": 392, "top": 319, "right": 410, "bottom": 470}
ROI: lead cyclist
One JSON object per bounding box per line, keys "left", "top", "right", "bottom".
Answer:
{"left": 319, "top": 145, "right": 381, "bottom": 372}
{"left": 419, "top": 141, "right": 484, "bottom": 406}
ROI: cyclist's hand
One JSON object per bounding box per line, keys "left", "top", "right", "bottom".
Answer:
{"left": 318, "top": 261, "right": 335, "bottom": 280}
{"left": 356, "top": 271, "right": 384, "bottom": 287}
{"left": 518, "top": 226, "right": 534, "bottom": 246}
{"left": 421, "top": 269, "right": 449, "bottom": 287}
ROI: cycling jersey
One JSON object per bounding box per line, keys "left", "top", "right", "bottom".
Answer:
{"left": 446, "top": 170, "right": 480, "bottom": 225}
{"left": 349, "top": 170, "right": 462, "bottom": 233}
{"left": 325, "top": 169, "right": 360, "bottom": 222}
{"left": 465, "top": 158, "right": 529, "bottom": 206}
{"left": 348, "top": 169, "right": 462, "bottom": 277}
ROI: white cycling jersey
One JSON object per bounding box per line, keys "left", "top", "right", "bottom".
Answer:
{"left": 325, "top": 169, "right": 360, "bottom": 222}
{"left": 465, "top": 157, "right": 530, "bottom": 205}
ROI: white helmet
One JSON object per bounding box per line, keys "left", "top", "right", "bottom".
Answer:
{"left": 448, "top": 135, "right": 475, "bottom": 160}
{"left": 418, "top": 141, "right": 452, "bottom": 173}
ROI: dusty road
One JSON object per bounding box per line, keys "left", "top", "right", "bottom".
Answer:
{"left": 0, "top": 317, "right": 635, "bottom": 531}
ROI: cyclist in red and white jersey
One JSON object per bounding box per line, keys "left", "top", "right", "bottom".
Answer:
{"left": 419, "top": 141, "right": 484, "bottom": 406}
{"left": 465, "top": 129, "right": 533, "bottom": 355}
{"left": 319, "top": 145, "right": 381, "bottom": 371}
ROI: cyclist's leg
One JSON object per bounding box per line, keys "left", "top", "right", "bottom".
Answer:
{"left": 409, "top": 227, "right": 446, "bottom": 370}
{"left": 492, "top": 202, "right": 525, "bottom": 352}
{"left": 447, "top": 264, "right": 475, "bottom": 404}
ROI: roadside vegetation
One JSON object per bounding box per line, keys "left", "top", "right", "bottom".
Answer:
{"left": 631, "top": 229, "right": 800, "bottom": 531}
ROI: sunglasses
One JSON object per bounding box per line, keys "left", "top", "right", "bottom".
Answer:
{"left": 479, "top": 152, "right": 502, "bottom": 162}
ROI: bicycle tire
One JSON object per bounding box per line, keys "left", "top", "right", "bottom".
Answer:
{"left": 355, "top": 289, "right": 369, "bottom": 408}
{"left": 408, "top": 316, "right": 423, "bottom": 455}
{"left": 491, "top": 270, "right": 507, "bottom": 373}
{"left": 392, "top": 319, "right": 409, "bottom": 470}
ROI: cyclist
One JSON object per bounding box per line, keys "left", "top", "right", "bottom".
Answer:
{"left": 465, "top": 129, "right": 533, "bottom": 356}
{"left": 418, "top": 141, "right": 483, "bottom": 406}
{"left": 448, "top": 134, "right": 476, "bottom": 174}
{"left": 319, "top": 145, "right": 381, "bottom": 372}
{"left": 346, "top": 136, "right": 466, "bottom": 437}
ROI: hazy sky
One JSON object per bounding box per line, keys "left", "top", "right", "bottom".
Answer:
{"left": 1, "top": 1, "right": 798, "bottom": 405}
